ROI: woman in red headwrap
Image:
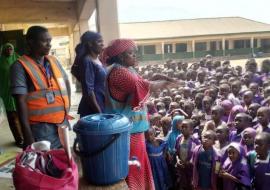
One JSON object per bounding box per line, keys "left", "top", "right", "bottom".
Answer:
{"left": 103, "top": 39, "right": 178, "bottom": 190}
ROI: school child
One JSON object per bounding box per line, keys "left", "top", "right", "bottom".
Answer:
{"left": 160, "top": 116, "right": 172, "bottom": 140}
{"left": 175, "top": 119, "right": 200, "bottom": 190}
{"left": 217, "top": 83, "right": 231, "bottom": 103}
{"left": 249, "top": 82, "right": 263, "bottom": 104}
{"left": 247, "top": 103, "right": 261, "bottom": 126}
{"left": 230, "top": 113, "right": 252, "bottom": 143}
{"left": 167, "top": 115, "right": 184, "bottom": 155}
{"left": 248, "top": 132, "right": 270, "bottom": 190}
{"left": 183, "top": 101, "right": 195, "bottom": 119}
{"left": 215, "top": 124, "right": 230, "bottom": 164}
{"left": 228, "top": 80, "right": 242, "bottom": 105}
{"left": 227, "top": 105, "right": 245, "bottom": 131}
{"left": 145, "top": 127, "right": 172, "bottom": 190}
{"left": 220, "top": 100, "right": 233, "bottom": 123}
{"left": 211, "top": 105, "right": 226, "bottom": 126}
{"left": 254, "top": 106, "right": 270, "bottom": 134}
{"left": 240, "top": 128, "right": 256, "bottom": 155}
{"left": 242, "top": 90, "right": 254, "bottom": 111}
{"left": 202, "top": 96, "right": 213, "bottom": 121}
{"left": 194, "top": 93, "right": 204, "bottom": 113}
{"left": 219, "top": 142, "right": 251, "bottom": 190}
{"left": 192, "top": 130, "right": 220, "bottom": 190}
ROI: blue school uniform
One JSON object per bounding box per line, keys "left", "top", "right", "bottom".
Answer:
{"left": 146, "top": 140, "right": 172, "bottom": 190}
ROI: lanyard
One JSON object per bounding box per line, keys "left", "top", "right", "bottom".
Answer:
{"left": 38, "top": 61, "right": 53, "bottom": 88}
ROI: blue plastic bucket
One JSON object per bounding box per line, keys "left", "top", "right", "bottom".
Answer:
{"left": 73, "top": 114, "right": 131, "bottom": 185}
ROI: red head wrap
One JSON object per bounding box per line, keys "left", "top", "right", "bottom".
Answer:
{"left": 101, "top": 39, "right": 136, "bottom": 64}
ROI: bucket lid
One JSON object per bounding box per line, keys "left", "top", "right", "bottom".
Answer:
{"left": 73, "top": 113, "right": 131, "bottom": 135}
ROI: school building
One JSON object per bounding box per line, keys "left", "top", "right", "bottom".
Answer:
{"left": 119, "top": 17, "right": 270, "bottom": 62}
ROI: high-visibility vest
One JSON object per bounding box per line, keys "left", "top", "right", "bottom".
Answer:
{"left": 18, "top": 55, "right": 70, "bottom": 124}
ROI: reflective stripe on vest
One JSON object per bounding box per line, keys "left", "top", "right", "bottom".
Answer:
{"left": 19, "top": 56, "right": 47, "bottom": 90}
{"left": 18, "top": 55, "right": 69, "bottom": 124}
{"left": 27, "top": 89, "right": 68, "bottom": 101}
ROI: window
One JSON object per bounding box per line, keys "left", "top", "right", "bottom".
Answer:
{"left": 225, "top": 40, "right": 229, "bottom": 49}
{"left": 254, "top": 39, "right": 258, "bottom": 48}
{"left": 144, "top": 45, "right": 156, "bottom": 54}
{"left": 234, "top": 39, "right": 250, "bottom": 48}
{"left": 195, "top": 42, "right": 207, "bottom": 51}
{"left": 137, "top": 45, "right": 143, "bottom": 55}
{"left": 261, "top": 39, "right": 270, "bottom": 52}
{"left": 210, "top": 41, "right": 217, "bottom": 51}
{"left": 175, "top": 43, "right": 187, "bottom": 52}
{"left": 164, "top": 44, "right": 173, "bottom": 53}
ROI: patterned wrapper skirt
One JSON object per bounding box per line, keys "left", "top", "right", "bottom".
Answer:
{"left": 126, "top": 133, "right": 155, "bottom": 190}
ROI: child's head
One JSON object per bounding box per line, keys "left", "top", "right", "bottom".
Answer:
{"left": 160, "top": 116, "right": 172, "bottom": 136}
{"left": 211, "top": 105, "right": 224, "bottom": 122}
{"left": 181, "top": 119, "right": 194, "bottom": 138}
{"left": 183, "top": 87, "right": 192, "bottom": 99}
{"left": 145, "top": 127, "right": 156, "bottom": 143}
{"left": 169, "top": 102, "right": 179, "bottom": 112}
{"left": 202, "top": 96, "right": 213, "bottom": 112}
{"left": 220, "top": 100, "right": 233, "bottom": 116}
{"left": 203, "top": 120, "right": 216, "bottom": 132}
{"left": 183, "top": 101, "right": 195, "bottom": 118}
{"left": 231, "top": 80, "right": 241, "bottom": 95}
{"left": 163, "top": 96, "right": 172, "bottom": 110}
{"left": 247, "top": 103, "right": 261, "bottom": 119}
{"left": 216, "top": 124, "right": 229, "bottom": 143}
{"left": 255, "top": 132, "right": 270, "bottom": 159}
{"left": 149, "top": 113, "right": 162, "bottom": 127}
{"left": 263, "top": 86, "right": 270, "bottom": 98}
{"left": 191, "top": 113, "right": 202, "bottom": 128}
{"left": 241, "top": 127, "right": 256, "bottom": 147}
{"left": 249, "top": 82, "right": 259, "bottom": 95}
{"left": 243, "top": 90, "right": 254, "bottom": 106}
{"left": 174, "top": 94, "right": 182, "bottom": 103}
{"left": 257, "top": 106, "right": 270, "bottom": 126}
{"left": 197, "top": 70, "right": 206, "bottom": 83}
{"left": 172, "top": 115, "right": 184, "bottom": 132}
{"left": 234, "top": 113, "right": 252, "bottom": 132}
{"left": 219, "top": 83, "right": 231, "bottom": 98}
{"left": 201, "top": 130, "right": 216, "bottom": 149}
{"left": 195, "top": 93, "right": 204, "bottom": 109}
{"left": 208, "top": 87, "right": 218, "bottom": 101}
{"left": 227, "top": 142, "right": 241, "bottom": 162}
{"left": 156, "top": 101, "right": 165, "bottom": 111}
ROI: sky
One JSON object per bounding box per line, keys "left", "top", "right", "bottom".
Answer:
{"left": 117, "top": 0, "right": 270, "bottom": 24}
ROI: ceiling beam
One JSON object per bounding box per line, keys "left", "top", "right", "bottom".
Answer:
{"left": 0, "top": 0, "right": 77, "bottom": 24}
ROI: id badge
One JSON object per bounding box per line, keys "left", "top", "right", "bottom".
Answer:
{"left": 46, "top": 91, "right": 55, "bottom": 104}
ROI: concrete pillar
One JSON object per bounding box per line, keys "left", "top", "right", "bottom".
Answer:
{"left": 161, "top": 42, "right": 165, "bottom": 54}
{"left": 258, "top": 38, "right": 261, "bottom": 48}
{"left": 229, "top": 40, "right": 234, "bottom": 49}
{"left": 206, "top": 41, "right": 210, "bottom": 51}
{"left": 192, "top": 40, "right": 195, "bottom": 58}
{"left": 251, "top": 36, "right": 254, "bottom": 55}
{"left": 96, "top": 0, "right": 119, "bottom": 45}
{"left": 187, "top": 41, "right": 192, "bottom": 52}
{"left": 78, "top": 19, "right": 90, "bottom": 34}
{"left": 172, "top": 43, "right": 176, "bottom": 53}
{"left": 222, "top": 38, "right": 226, "bottom": 56}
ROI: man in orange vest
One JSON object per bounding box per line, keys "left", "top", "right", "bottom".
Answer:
{"left": 11, "top": 26, "right": 71, "bottom": 149}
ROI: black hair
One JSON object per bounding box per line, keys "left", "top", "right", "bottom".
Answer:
{"left": 107, "top": 55, "right": 122, "bottom": 65}
{"left": 26, "top": 26, "right": 48, "bottom": 41}
{"left": 257, "top": 132, "right": 270, "bottom": 145}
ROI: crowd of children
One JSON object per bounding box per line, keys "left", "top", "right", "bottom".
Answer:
{"left": 142, "top": 56, "right": 270, "bottom": 190}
